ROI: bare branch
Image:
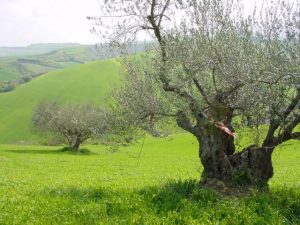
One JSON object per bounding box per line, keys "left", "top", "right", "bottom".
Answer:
{"left": 193, "top": 78, "right": 212, "bottom": 106}
{"left": 176, "top": 111, "right": 196, "bottom": 135}
{"left": 158, "top": 0, "right": 171, "bottom": 27}
{"left": 263, "top": 87, "right": 300, "bottom": 147}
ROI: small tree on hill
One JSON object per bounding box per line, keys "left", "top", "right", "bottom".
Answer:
{"left": 91, "top": 0, "right": 300, "bottom": 188}
{"left": 32, "top": 100, "right": 108, "bottom": 151}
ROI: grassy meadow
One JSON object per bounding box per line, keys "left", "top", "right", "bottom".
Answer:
{"left": 0, "top": 134, "right": 299, "bottom": 224}
{"left": 0, "top": 56, "right": 299, "bottom": 224}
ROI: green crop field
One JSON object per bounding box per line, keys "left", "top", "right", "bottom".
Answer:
{"left": 0, "top": 59, "right": 119, "bottom": 144}
{"left": 0, "top": 134, "right": 299, "bottom": 224}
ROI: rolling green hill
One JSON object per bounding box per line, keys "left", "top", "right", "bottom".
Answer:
{"left": 0, "top": 45, "right": 104, "bottom": 82}
{"left": 0, "top": 43, "right": 82, "bottom": 57}
{"left": 0, "top": 59, "right": 120, "bottom": 144}
{"left": 0, "top": 42, "right": 149, "bottom": 82}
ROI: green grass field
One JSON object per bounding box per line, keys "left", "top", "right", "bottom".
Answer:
{"left": 0, "top": 133, "right": 299, "bottom": 224}
{"left": 0, "top": 59, "right": 119, "bottom": 144}
{"left": 0, "top": 54, "right": 299, "bottom": 224}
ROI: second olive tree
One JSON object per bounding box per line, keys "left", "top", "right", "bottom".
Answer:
{"left": 32, "top": 100, "right": 108, "bottom": 151}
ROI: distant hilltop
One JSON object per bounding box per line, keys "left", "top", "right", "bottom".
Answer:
{"left": 0, "top": 42, "right": 151, "bottom": 90}
{"left": 26, "top": 43, "right": 81, "bottom": 48}
{"left": 0, "top": 43, "right": 88, "bottom": 57}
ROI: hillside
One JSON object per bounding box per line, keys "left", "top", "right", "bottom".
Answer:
{"left": 0, "top": 59, "right": 120, "bottom": 144}
{"left": 0, "top": 43, "right": 82, "bottom": 57}
{"left": 0, "top": 43, "right": 149, "bottom": 82}
{"left": 0, "top": 45, "right": 103, "bottom": 82}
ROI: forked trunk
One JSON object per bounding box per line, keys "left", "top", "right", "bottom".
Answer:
{"left": 229, "top": 146, "right": 273, "bottom": 185}
{"left": 196, "top": 123, "right": 273, "bottom": 187}
{"left": 191, "top": 105, "right": 274, "bottom": 188}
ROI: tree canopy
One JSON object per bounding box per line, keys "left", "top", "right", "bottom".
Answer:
{"left": 91, "top": 0, "right": 300, "bottom": 187}
{"left": 32, "top": 100, "right": 108, "bottom": 151}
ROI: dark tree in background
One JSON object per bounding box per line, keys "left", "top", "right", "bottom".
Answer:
{"left": 91, "top": 0, "right": 300, "bottom": 187}
{"left": 32, "top": 100, "right": 108, "bottom": 151}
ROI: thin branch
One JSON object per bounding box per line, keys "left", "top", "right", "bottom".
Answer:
{"left": 176, "top": 110, "right": 196, "bottom": 135}
{"left": 222, "top": 83, "right": 245, "bottom": 99}
{"left": 150, "top": 0, "right": 156, "bottom": 18}
{"left": 211, "top": 66, "right": 219, "bottom": 93}
{"left": 139, "top": 112, "right": 177, "bottom": 120}
{"left": 146, "top": 1, "right": 200, "bottom": 115}
{"left": 192, "top": 78, "right": 212, "bottom": 106}
{"left": 263, "top": 87, "right": 300, "bottom": 147}
{"left": 291, "top": 132, "right": 300, "bottom": 140}
{"left": 158, "top": 0, "right": 171, "bottom": 27}
{"left": 277, "top": 114, "right": 300, "bottom": 142}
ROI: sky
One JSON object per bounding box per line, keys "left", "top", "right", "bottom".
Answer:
{"left": 0, "top": 0, "right": 102, "bottom": 47}
{"left": 0, "top": 0, "right": 268, "bottom": 47}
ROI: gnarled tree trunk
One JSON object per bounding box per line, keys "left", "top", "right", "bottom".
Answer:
{"left": 195, "top": 126, "right": 273, "bottom": 187}
{"left": 178, "top": 106, "right": 274, "bottom": 187}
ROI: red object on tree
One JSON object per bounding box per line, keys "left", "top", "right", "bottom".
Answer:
{"left": 214, "top": 121, "right": 236, "bottom": 138}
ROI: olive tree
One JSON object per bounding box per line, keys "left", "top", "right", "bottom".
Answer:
{"left": 32, "top": 100, "right": 108, "bottom": 151}
{"left": 91, "top": 0, "right": 300, "bottom": 187}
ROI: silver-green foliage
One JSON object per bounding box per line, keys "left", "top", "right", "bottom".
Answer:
{"left": 32, "top": 100, "right": 108, "bottom": 150}
{"left": 96, "top": 0, "right": 300, "bottom": 146}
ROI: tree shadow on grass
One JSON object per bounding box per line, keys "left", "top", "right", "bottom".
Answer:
{"left": 44, "top": 186, "right": 105, "bottom": 202}
{"left": 43, "top": 180, "right": 218, "bottom": 218}
{"left": 5, "top": 149, "right": 64, "bottom": 155}
{"left": 42, "top": 186, "right": 134, "bottom": 218}
{"left": 139, "top": 179, "right": 220, "bottom": 213}
{"left": 40, "top": 180, "right": 300, "bottom": 224}
{"left": 4, "top": 148, "right": 95, "bottom": 155}
{"left": 138, "top": 179, "right": 300, "bottom": 224}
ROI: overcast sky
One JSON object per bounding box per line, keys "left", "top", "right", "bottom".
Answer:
{"left": 0, "top": 0, "right": 102, "bottom": 47}
{"left": 0, "top": 0, "right": 267, "bottom": 47}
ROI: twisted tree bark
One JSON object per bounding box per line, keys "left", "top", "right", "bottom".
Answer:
{"left": 177, "top": 105, "right": 274, "bottom": 187}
